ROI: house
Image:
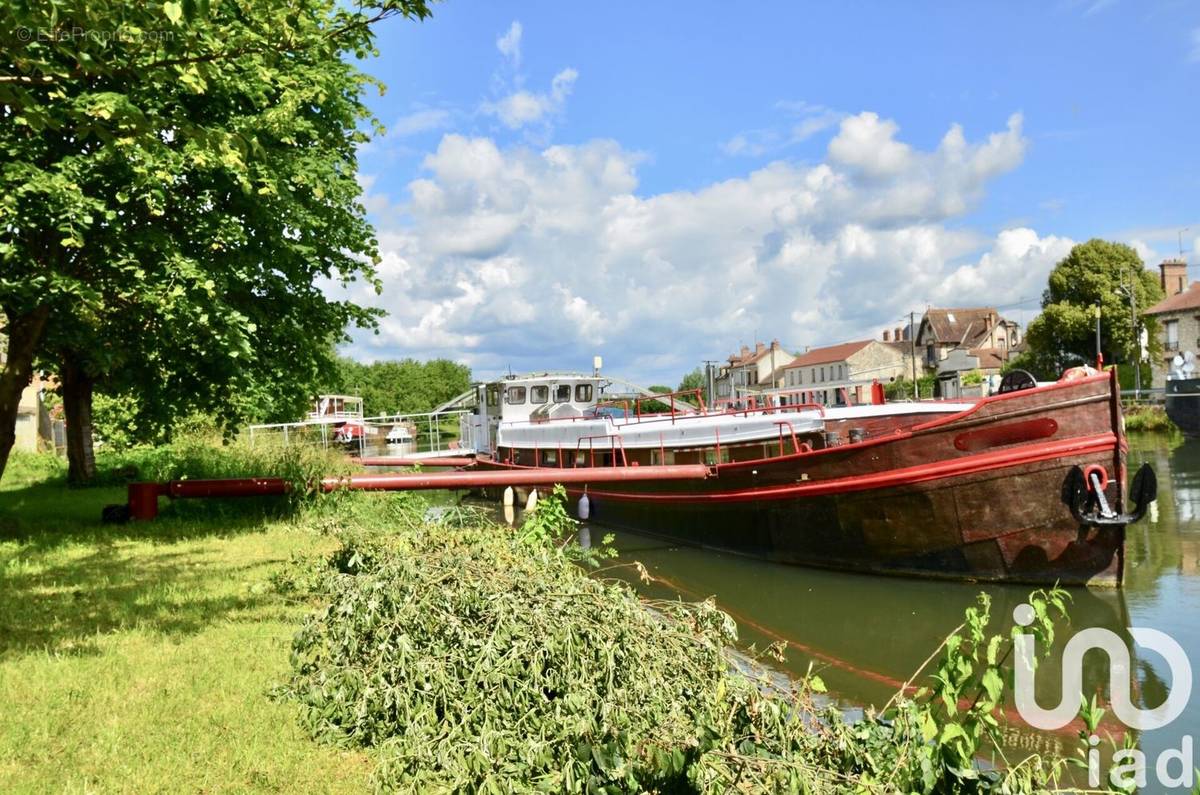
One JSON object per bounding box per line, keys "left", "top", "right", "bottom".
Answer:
{"left": 772, "top": 338, "right": 908, "bottom": 406}
{"left": 713, "top": 340, "right": 795, "bottom": 400}
{"left": 1143, "top": 258, "right": 1197, "bottom": 388}
{"left": 913, "top": 307, "right": 1021, "bottom": 396}
{"left": 915, "top": 307, "right": 1021, "bottom": 370}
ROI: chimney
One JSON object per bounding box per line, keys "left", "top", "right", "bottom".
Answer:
{"left": 770, "top": 338, "right": 780, "bottom": 350}
{"left": 755, "top": 342, "right": 766, "bottom": 355}
{"left": 895, "top": 326, "right": 903, "bottom": 341}
{"left": 883, "top": 329, "right": 891, "bottom": 342}
{"left": 740, "top": 345, "right": 750, "bottom": 358}
{"left": 1161, "top": 259, "right": 1188, "bottom": 296}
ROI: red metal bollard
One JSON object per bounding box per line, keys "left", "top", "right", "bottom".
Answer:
{"left": 871, "top": 380, "right": 886, "bottom": 405}
{"left": 128, "top": 482, "right": 162, "bottom": 521}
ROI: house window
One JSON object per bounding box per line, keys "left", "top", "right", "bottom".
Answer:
{"left": 1166, "top": 320, "right": 1180, "bottom": 351}
{"left": 505, "top": 386, "right": 526, "bottom": 404}
{"left": 575, "top": 384, "right": 593, "bottom": 402}
{"left": 926, "top": 344, "right": 936, "bottom": 366}
{"left": 531, "top": 386, "right": 549, "bottom": 404}
{"left": 811, "top": 368, "right": 815, "bottom": 382}
{"left": 553, "top": 384, "right": 571, "bottom": 403}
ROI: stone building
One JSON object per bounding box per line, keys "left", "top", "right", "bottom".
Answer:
{"left": 713, "top": 340, "right": 795, "bottom": 400}
{"left": 915, "top": 307, "right": 1021, "bottom": 371}
{"left": 1144, "top": 258, "right": 1199, "bottom": 388}
{"left": 772, "top": 339, "right": 907, "bottom": 406}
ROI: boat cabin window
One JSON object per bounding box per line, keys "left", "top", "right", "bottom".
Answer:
{"left": 575, "top": 384, "right": 593, "bottom": 402}
{"left": 486, "top": 384, "right": 500, "bottom": 408}
{"left": 553, "top": 384, "right": 571, "bottom": 403}
{"left": 505, "top": 386, "right": 526, "bottom": 405}
{"left": 530, "top": 385, "right": 549, "bottom": 404}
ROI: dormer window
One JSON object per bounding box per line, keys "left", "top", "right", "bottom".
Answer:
{"left": 531, "top": 386, "right": 549, "bottom": 404}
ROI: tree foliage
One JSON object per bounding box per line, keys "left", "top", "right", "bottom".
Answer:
{"left": 0, "top": 0, "right": 435, "bottom": 481}
{"left": 1013, "top": 240, "right": 1163, "bottom": 379}
{"left": 327, "top": 357, "right": 471, "bottom": 416}
{"left": 677, "top": 367, "right": 707, "bottom": 404}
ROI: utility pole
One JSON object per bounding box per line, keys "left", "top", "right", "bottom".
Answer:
{"left": 702, "top": 360, "right": 718, "bottom": 406}
{"left": 909, "top": 310, "right": 918, "bottom": 401}
{"left": 1094, "top": 305, "right": 1103, "bottom": 369}
{"left": 1128, "top": 272, "right": 1141, "bottom": 399}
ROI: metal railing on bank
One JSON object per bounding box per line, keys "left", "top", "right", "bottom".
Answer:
{"left": 245, "top": 409, "right": 475, "bottom": 459}
{"left": 1121, "top": 388, "right": 1165, "bottom": 407}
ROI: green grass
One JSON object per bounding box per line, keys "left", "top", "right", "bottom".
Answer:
{"left": 1122, "top": 403, "right": 1174, "bottom": 433}
{"left": 0, "top": 454, "right": 371, "bottom": 793}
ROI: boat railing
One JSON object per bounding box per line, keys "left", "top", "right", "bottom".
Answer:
{"left": 575, "top": 434, "right": 629, "bottom": 468}
{"left": 304, "top": 409, "right": 363, "bottom": 422}
{"left": 772, "top": 419, "right": 807, "bottom": 456}
{"left": 633, "top": 388, "right": 705, "bottom": 424}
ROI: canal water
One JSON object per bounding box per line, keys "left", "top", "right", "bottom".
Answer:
{"left": 594, "top": 433, "right": 1199, "bottom": 790}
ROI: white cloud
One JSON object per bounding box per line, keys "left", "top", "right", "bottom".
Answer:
{"left": 723, "top": 101, "right": 844, "bottom": 157}
{"left": 497, "top": 21, "right": 522, "bottom": 68}
{"left": 1129, "top": 238, "right": 1159, "bottom": 268}
{"left": 482, "top": 68, "right": 577, "bottom": 129}
{"left": 338, "top": 111, "right": 1059, "bottom": 383}
{"left": 1083, "top": 0, "right": 1117, "bottom": 16}
{"left": 481, "top": 22, "right": 577, "bottom": 132}
{"left": 391, "top": 108, "right": 451, "bottom": 137}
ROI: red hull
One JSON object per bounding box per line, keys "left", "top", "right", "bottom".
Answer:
{"left": 482, "top": 372, "right": 1130, "bottom": 586}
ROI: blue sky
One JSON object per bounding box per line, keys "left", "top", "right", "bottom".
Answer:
{"left": 339, "top": 1, "right": 1200, "bottom": 384}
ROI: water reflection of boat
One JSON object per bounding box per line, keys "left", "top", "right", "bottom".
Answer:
{"left": 603, "top": 530, "right": 1134, "bottom": 761}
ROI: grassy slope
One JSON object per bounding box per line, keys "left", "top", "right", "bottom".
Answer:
{"left": 0, "top": 456, "right": 370, "bottom": 793}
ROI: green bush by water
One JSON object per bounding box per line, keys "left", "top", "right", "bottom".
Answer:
{"left": 1123, "top": 404, "right": 1173, "bottom": 433}
{"left": 275, "top": 489, "right": 1089, "bottom": 793}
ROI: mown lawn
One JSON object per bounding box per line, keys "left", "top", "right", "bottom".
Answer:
{"left": 0, "top": 457, "right": 371, "bottom": 793}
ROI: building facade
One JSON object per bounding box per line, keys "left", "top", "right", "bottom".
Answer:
{"left": 1144, "top": 258, "right": 1198, "bottom": 388}
{"left": 773, "top": 339, "right": 907, "bottom": 406}
{"left": 713, "top": 340, "right": 795, "bottom": 400}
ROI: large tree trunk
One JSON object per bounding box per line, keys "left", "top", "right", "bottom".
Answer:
{"left": 61, "top": 353, "right": 97, "bottom": 485}
{"left": 0, "top": 306, "right": 50, "bottom": 484}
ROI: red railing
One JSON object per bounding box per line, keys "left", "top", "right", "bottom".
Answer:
{"left": 635, "top": 388, "right": 705, "bottom": 423}
{"left": 575, "top": 434, "right": 629, "bottom": 468}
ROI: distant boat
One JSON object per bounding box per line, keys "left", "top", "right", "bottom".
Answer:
{"left": 1165, "top": 352, "right": 1200, "bottom": 437}
{"left": 456, "top": 368, "right": 1154, "bottom": 586}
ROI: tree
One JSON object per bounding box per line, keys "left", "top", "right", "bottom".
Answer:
{"left": 677, "top": 367, "right": 707, "bottom": 405}
{"left": 328, "top": 357, "right": 471, "bottom": 416}
{"left": 1012, "top": 240, "right": 1163, "bottom": 380}
{"left": 0, "top": 0, "right": 434, "bottom": 482}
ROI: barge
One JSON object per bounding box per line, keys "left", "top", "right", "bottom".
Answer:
{"left": 461, "top": 368, "right": 1154, "bottom": 586}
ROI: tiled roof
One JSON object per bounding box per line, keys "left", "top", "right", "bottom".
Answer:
{"left": 922, "top": 308, "right": 1002, "bottom": 347}
{"left": 1145, "top": 282, "right": 1200, "bottom": 315}
{"left": 785, "top": 340, "right": 873, "bottom": 368}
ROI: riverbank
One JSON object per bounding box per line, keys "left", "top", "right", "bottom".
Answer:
{"left": 1123, "top": 402, "right": 1174, "bottom": 432}
{"left": 0, "top": 442, "right": 1088, "bottom": 792}
{"left": 0, "top": 450, "right": 371, "bottom": 792}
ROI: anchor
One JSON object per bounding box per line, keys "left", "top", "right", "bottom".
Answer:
{"left": 1062, "top": 462, "right": 1157, "bottom": 527}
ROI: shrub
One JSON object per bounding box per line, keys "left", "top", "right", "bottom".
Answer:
{"left": 276, "top": 490, "right": 1081, "bottom": 792}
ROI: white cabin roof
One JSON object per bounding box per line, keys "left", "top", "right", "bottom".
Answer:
{"left": 496, "top": 400, "right": 976, "bottom": 451}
